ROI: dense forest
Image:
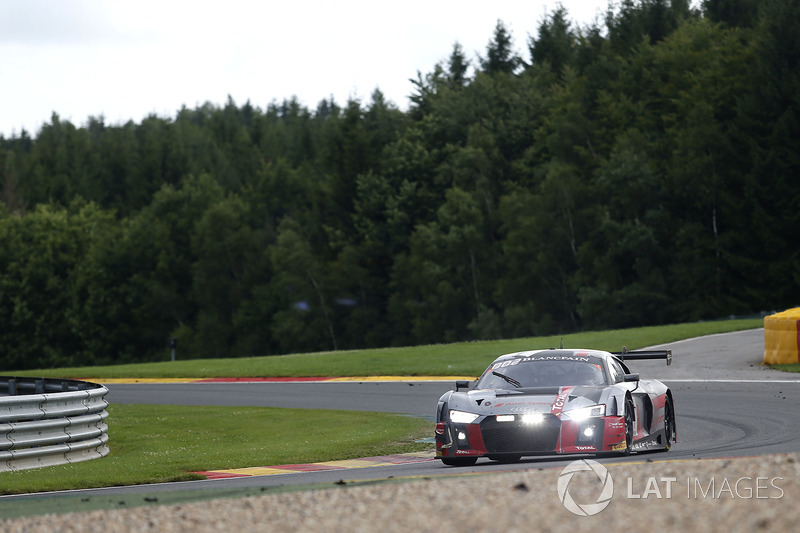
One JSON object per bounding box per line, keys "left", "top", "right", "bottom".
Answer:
{"left": 1, "top": 0, "right": 798, "bottom": 369}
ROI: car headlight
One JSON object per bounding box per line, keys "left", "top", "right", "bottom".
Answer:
{"left": 521, "top": 412, "right": 544, "bottom": 424}
{"left": 562, "top": 404, "right": 606, "bottom": 421}
{"left": 449, "top": 410, "right": 480, "bottom": 424}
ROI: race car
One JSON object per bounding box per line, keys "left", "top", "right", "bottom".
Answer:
{"left": 435, "top": 347, "right": 675, "bottom": 466}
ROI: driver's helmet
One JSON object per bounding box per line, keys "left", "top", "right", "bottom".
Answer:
{"left": 575, "top": 364, "right": 602, "bottom": 385}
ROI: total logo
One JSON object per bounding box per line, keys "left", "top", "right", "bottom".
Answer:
{"left": 557, "top": 459, "right": 614, "bottom": 516}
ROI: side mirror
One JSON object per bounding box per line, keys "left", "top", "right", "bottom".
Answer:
{"left": 455, "top": 380, "right": 470, "bottom": 391}
{"left": 623, "top": 373, "right": 640, "bottom": 382}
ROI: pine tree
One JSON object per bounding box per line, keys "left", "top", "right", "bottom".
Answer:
{"left": 481, "top": 20, "right": 521, "bottom": 75}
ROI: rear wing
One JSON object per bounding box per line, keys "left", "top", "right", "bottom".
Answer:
{"left": 611, "top": 347, "right": 672, "bottom": 366}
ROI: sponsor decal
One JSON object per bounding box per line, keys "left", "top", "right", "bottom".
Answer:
{"left": 509, "top": 406, "right": 547, "bottom": 413}
{"left": 521, "top": 355, "right": 600, "bottom": 363}
{"left": 611, "top": 441, "right": 627, "bottom": 451}
{"left": 551, "top": 386, "right": 573, "bottom": 415}
{"left": 493, "top": 401, "right": 550, "bottom": 408}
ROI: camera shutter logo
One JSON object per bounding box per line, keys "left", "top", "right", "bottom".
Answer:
{"left": 557, "top": 459, "right": 614, "bottom": 516}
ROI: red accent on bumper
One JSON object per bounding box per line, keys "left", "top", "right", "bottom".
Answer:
{"left": 466, "top": 423, "right": 487, "bottom": 454}
{"left": 436, "top": 423, "right": 487, "bottom": 457}
{"left": 601, "top": 415, "right": 627, "bottom": 451}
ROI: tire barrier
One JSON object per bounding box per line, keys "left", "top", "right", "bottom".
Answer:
{"left": 764, "top": 308, "right": 800, "bottom": 364}
{"left": 0, "top": 377, "right": 109, "bottom": 472}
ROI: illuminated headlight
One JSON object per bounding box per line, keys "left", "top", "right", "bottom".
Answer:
{"left": 449, "top": 410, "right": 480, "bottom": 424}
{"left": 562, "top": 404, "right": 606, "bottom": 421}
{"left": 496, "top": 415, "right": 515, "bottom": 422}
{"left": 521, "top": 413, "right": 544, "bottom": 424}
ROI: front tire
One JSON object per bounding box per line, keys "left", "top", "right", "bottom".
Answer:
{"left": 662, "top": 398, "right": 675, "bottom": 451}
{"left": 622, "top": 397, "right": 635, "bottom": 455}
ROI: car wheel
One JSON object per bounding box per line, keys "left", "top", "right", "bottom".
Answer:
{"left": 441, "top": 456, "right": 478, "bottom": 467}
{"left": 662, "top": 398, "right": 675, "bottom": 451}
{"left": 623, "top": 397, "right": 635, "bottom": 455}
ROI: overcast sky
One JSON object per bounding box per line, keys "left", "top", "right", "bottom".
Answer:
{"left": 0, "top": 0, "right": 612, "bottom": 138}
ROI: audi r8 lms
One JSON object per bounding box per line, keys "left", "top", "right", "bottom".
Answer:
{"left": 435, "top": 348, "right": 675, "bottom": 466}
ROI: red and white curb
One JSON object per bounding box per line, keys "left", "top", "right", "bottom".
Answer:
{"left": 194, "top": 451, "right": 437, "bottom": 480}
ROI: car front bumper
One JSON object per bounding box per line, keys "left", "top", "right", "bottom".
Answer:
{"left": 435, "top": 414, "right": 628, "bottom": 458}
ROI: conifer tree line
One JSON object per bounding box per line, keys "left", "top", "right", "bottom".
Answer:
{"left": 1, "top": 0, "right": 797, "bottom": 369}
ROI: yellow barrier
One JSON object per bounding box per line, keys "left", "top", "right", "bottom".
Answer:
{"left": 764, "top": 308, "right": 800, "bottom": 364}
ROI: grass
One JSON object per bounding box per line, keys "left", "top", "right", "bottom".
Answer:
{"left": 772, "top": 363, "right": 800, "bottom": 373}
{"left": 0, "top": 404, "right": 432, "bottom": 496}
{"left": 4, "top": 319, "right": 764, "bottom": 379}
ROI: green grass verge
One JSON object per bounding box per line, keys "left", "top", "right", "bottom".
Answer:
{"left": 4, "top": 319, "right": 763, "bottom": 379}
{"left": 772, "top": 363, "right": 800, "bottom": 373}
{"left": 0, "top": 404, "right": 432, "bottom": 496}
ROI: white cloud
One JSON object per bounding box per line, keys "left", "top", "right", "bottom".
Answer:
{"left": 0, "top": 0, "right": 611, "bottom": 137}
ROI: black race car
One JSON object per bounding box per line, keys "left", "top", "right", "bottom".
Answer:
{"left": 435, "top": 348, "right": 675, "bottom": 465}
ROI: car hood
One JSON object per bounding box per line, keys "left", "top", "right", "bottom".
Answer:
{"left": 448, "top": 386, "right": 607, "bottom": 416}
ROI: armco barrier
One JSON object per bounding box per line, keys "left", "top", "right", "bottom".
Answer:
{"left": 764, "top": 308, "right": 800, "bottom": 364}
{"left": 0, "top": 377, "right": 109, "bottom": 472}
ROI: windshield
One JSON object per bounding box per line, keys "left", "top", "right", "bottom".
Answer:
{"left": 476, "top": 356, "right": 609, "bottom": 389}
